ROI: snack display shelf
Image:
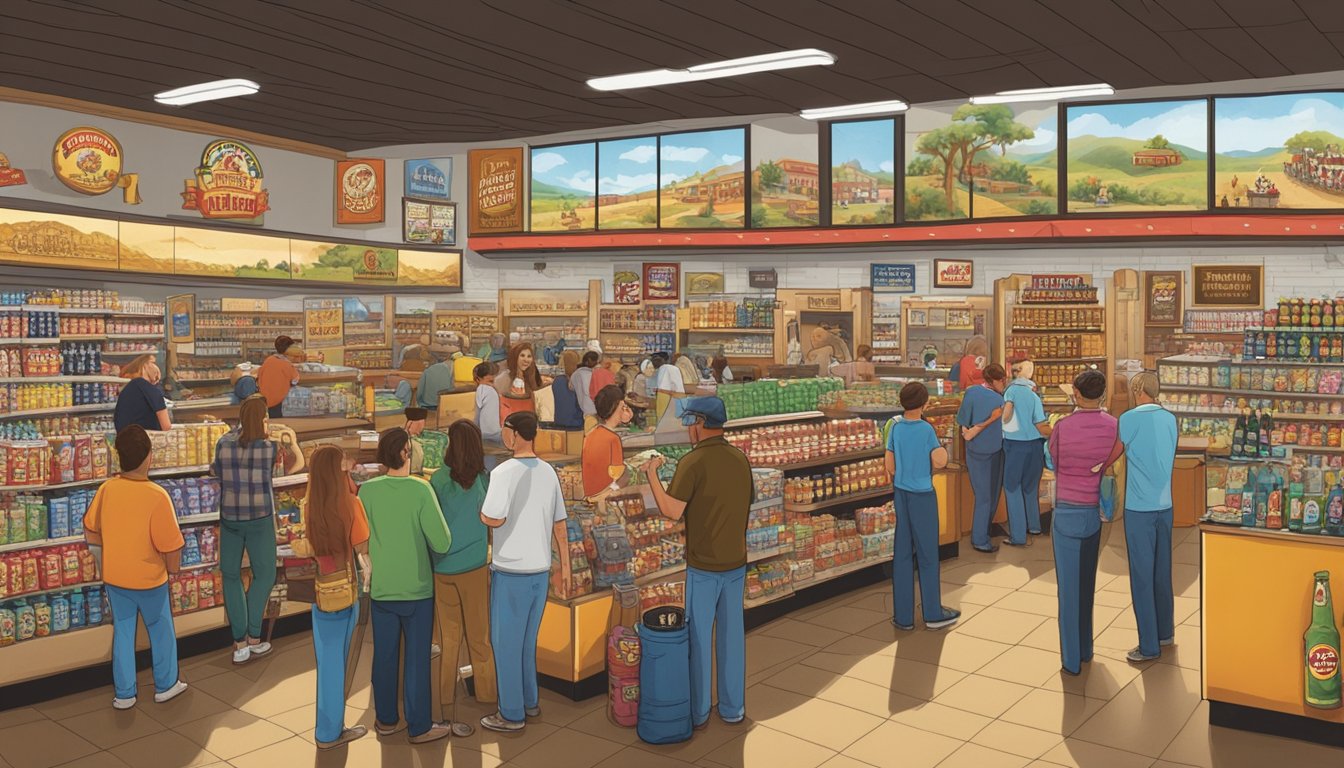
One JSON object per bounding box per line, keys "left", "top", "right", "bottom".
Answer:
{"left": 750, "top": 496, "right": 784, "bottom": 512}
{"left": 791, "top": 555, "right": 889, "bottom": 589}
{"left": 769, "top": 447, "right": 886, "bottom": 473}
{"left": 1165, "top": 407, "right": 1344, "bottom": 423}
{"left": 0, "top": 375, "right": 125, "bottom": 384}
{"left": 60, "top": 335, "right": 107, "bottom": 341}
{"left": 17, "top": 306, "right": 163, "bottom": 318}
{"left": 0, "top": 403, "right": 116, "bottom": 419}
{"left": 171, "top": 397, "right": 233, "bottom": 411}
{"left": 1162, "top": 384, "right": 1340, "bottom": 401}
{"left": 180, "top": 560, "right": 221, "bottom": 573}
{"left": 744, "top": 588, "right": 794, "bottom": 609}
{"left": 274, "top": 472, "right": 310, "bottom": 489}
{"left": 176, "top": 513, "right": 221, "bottom": 525}
{"left": 0, "top": 338, "right": 66, "bottom": 346}
{"left": 1289, "top": 445, "right": 1344, "bottom": 454}
{"left": 0, "top": 534, "right": 84, "bottom": 554}
{"left": 0, "top": 477, "right": 104, "bottom": 493}
{"left": 1167, "top": 354, "right": 1344, "bottom": 368}
{"left": 174, "top": 376, "right": 231, "bottom": 384}
{"left": 783, "top": 486, "right": 891, "bottom": 513}
{"left": 724, "top": 411, "right": 825, "bottom": 429}
{"left": 1009, "top": 327, "right": 1104, "bottom": 334}
{"left": 747, "top": 543, "right": 794, "bottom": 563}
{"left": 106, "top": 333, "right": 165, "bottom": 340}
{"left": 11, "top": 579, "right": 103, "bottom": 602}
{"left": 685, "top": 327, "right": 775, "bottom": 334}
{"left": 148, "top": 465, "right": 212, "bottom": 478}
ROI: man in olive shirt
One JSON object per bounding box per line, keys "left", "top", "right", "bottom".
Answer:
{"left": 643, "top": 396, "right": 752, "bottom": 729}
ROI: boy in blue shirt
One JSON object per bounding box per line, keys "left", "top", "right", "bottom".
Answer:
{"left": 957, "top": 363, "right": 1007, "bottom": 553}
{"left": 885, "top": 382, "right": 960, "bottom": 631}
{"left": 1117, "top": 372, "right": 1178, "bottom": 663}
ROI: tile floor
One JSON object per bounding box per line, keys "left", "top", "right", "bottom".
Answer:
{"left": 4, "top": 521, "right": 1344, "bottom": 768}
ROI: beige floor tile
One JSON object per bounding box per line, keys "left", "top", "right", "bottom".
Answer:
{"left": 818, "top": 756, "right": 881, "bottom": 768}
{"left": 937, "top": 742, "right": 1030, "bottom": 768}
{"left": 173, "top": 709, "right": 292, "bottom": 760}
{"left": 453, "top": 720, "right": 560, "bottom": 763}
{"left": 0, "top": 719, "right": 99, "bottom": 768}
{"left": 1040, "top": 653, "right": 1142, "bottom": 701}
{"left": 58, "top": 705, "right": 164, "bottom": 750}
{"left": 1018, "top": 621, "right": 1061, "bottom": 654}
{"left": 48, "top": 754, "right": 131, "bottom": 768}
{"left": 593, "top": 745, "right": 696, "bottom": 768}
{"left": 842, "top": 590, "right": 891, "bottom": 615}
{"left": 971, "top": 720, "right": 1063, "bottom": 759}
{"left": 800, "top": 605, "right": 891, "bottom": 635}
{"left": 953, "top": 607, "right": 1047, "bottom": 645}
{"left": 1172, "top": 540, "right": 1200, "bottom": 565}
{"left": 802, "top": 651, "right": 966, "bottom": 701}
{"left": 566, "top": 705, "right": 642, "bottom": 746}
{"left": 864, "top": 628, "right": 1013, "bottom": 673}
{"left": 108, "top": 730, "right": 219, "bottom": 768}
{"left": 1155, "top": 624, "right": 1202, "bottom": 670}
{"left": 510, "top": 726, "right": 625, "bottom": 768}
{"left": 264, "top": 702, "right": 368, "bottom": 735}
{"left": 1172, "top": 564, "right": 1200, "bottom": 598}
{"left": 886, "top": 701, "right": 992, "bottom": 741}
{"left": 1094, "top": 622, "right": 1140, "bottom": 652}
{"left": 842, "top": 721, "right": 962, "bottom": 768}
{"left": 757, "top": 617, "right": 852, "bottom": 647}
{"left": 534, "top": 688, "right": 605, "bottom": 728}
{"left": 702, "top": 723, "right": 837, "bottom": 768}
{"left": 631, "top": 717, "right": 746, "bottom": 764}
{"left": 1019, "top": 571, "right": 1060, "bottom": 596}
{"left": 942, "top": 562, "right": 1037, "bottom": 590}
{"left": 940, "top": 581, "right": 1016, "bottom": 606}
{"left": 998, "top": 688, "right": 1106, "bottom": 736}
{"left": 745, "top": 635, "right": 816, "bottom": 675}
{"left": 190, "top": 667, "right": 318, "bottom": 719}
{"left": 134, "top": 685, "right": 234, "bottom": 730}
{"left": 1071, "top": 663, "right": 1202, "bottom": 757}
{"left": 0, "top": 707, "right": 44, "bottom": 730}
{"left": 764, "top": 663, "right": 925, "bottom": 719}
{"left": 824, "top": 634, "right": 898, "bottom": 657}
{"left": 976, "top": 645, "right": 1070, "bottom": 687}
{"left": 33, "top": 687, "right": 115, "bottom": 720}
{"left": 1037, "top": 738, "right": 1155, "bottom": 768}
{"left": 749, "top": 684, "right": 885, "bottom": 750}
{"left": 933, "top": 674, "right": 1034, "bottom": 718}
{"left": 993, "top": 591, "right": 1059, "bottom": 617}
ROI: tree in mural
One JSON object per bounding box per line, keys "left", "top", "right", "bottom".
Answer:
{"left": 1145, "top": 134, "right": 1171, "bottom": 150}
{"left": 955, "top": 104, "right": 1035, "bottom": 170}
{"left": 915, "top": 121, "right": 980, "bottom": 212}
{"left": 757, "top": 160, "right": 784, "bottom": 192}
{"left": 916, "top": 106, "right": 1036, "bottom": 211}
{"left": 1286, "top": 130, "right": 1342, "bottom": 154}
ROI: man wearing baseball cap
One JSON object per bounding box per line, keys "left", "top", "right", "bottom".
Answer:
{"left": 642, "top": 395, "right": 752, "bottom": 729}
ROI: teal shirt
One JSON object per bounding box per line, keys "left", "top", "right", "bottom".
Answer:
{"left": 358, "top": 475, "right": 451, "bottom": 601}
{"left": 416, "top": 362, "right": 456, "bottom": 409}
{"left": 1003, "top": 379, "right": 1046, "bottom": 441}
{"left": 1118, "top": 403, "right": 1179, "bottom": 512}
{"left": 885, "top": 416, "right": 941, "bottom": 493}
{"left": 429, "top": 467, "right": 491, "bottom": 575}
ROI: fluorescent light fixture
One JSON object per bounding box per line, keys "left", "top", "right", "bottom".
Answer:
{"left": 587, "top": 49, "right": 835, "bottom": 91}
{"left": 799, "top": 99, "right": 909, "bottom": 120}
{"left": 969, "top": 83, "right": 1113, "bottom": 105}
{"left": 154, "top": 78, "right": 260, "bottom": 106}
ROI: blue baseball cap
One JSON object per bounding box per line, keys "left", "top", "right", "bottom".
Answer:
{"left": 677, "top": 396, "right": 728, "bottom": 428}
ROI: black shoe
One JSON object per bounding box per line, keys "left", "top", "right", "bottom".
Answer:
{"left": 1003, "top": 540, "right": 1029, "bottom": 548}
{"left": 972, "top": 544, "right": 999, "bottom": 553}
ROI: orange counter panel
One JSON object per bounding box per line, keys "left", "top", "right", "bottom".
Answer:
{"left": 1202, "top": 525, "right": 1344, "bottom": 724}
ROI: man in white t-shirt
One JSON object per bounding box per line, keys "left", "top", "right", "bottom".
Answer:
{"left": 478, "top": 411, "right": 570, "bottom": 733}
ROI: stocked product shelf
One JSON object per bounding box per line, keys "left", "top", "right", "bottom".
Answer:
{"left": 15, "top": 306, "right": 163, "bottom": 318}
{"left": 106, "top": 333, "right": 164, "bottom": 340}
{"left": 685, "top": 327, "right": 775, "bottom": 334}
{"left": 10, "top": 579, "right": 103, "bottom": 602}
{"left": 750, "top": 496, "right": 784, "bottom": 512}
{"left": 0, "top": 477, "right": 105, "bottom": 493}
{"left": 0, "top": 403, "right": 116, "bottom": 420}
{"left": 0, "top": 534, "right": 85, "bottom": 554}
{"left": 177, "top": 513, "right": 221, "bottom": 525}
{"left": 746, "top": 543, "right": 795, "bottom": 563}
{"left": 723, "top": 411, "right": 826, "bottom": 429}
{"left": 791, "top": 556, "right": 888, "bottom": 589}
{"left": 0, "top": 375, "right": 125, "bottom": 384}
{"left": 744, "top": 588, "right": 794, "bottom": 609}
{"left": 1162, "top": 384, "right": 1341, "bottom": 401}
{"left": 148, "top": 465, "right": 212, "bottom": 478}
{"left": 768, "top": 447, "right": 886, "bottom": 473}
{"left": 1165, "top": 407, "right": 1344, "bottom": 423}
{"left": 783, "top": 486, "right": 892, "bottom": 513}
{"left": 180, "top": 560, "right": 221, "bottom": 573}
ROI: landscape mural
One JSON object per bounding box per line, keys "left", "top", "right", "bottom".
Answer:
{"left": 118, "top": 222, "right": 174, "bottom": 274}
{"left": 658, "top": 128, "right": 746, "bottom": 228}
{"left": 0, "top": 209, "right": 119, "bottom": 270}
{"left": 1065, "top": 99, "right": 1209, "bottom": 212}
{"left": 1213, "top": 91, "right": 1344, "bottom": 209}
{"left": 290, "top": 240, "right": 398, "bottom": 283}
{"left": 968, "top": 104, "right": 1058, "bottom": 217}
{"left": 830, "top": 118, "right": 895, "bottom": 225}
{"left": 904, "top": 106, "right": 969, "bottom": 221}
{"left": 751, "top": 117, "right": 819, "bottom": 227}
{"left": 397, "top": 248, "right": 462, "bottom": 288}
{"left": 174, "top": 226, "right": 292, "bottom": 279}
{"left": 597, "top": 137, "right": 658, "bottom": 229}
{"left": 530, "top": 142, "right": 596, "bottom": 231}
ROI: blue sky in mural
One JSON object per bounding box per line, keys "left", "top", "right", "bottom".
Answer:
{"left": 830, "top": 119, "right": 894, "bottom": 173}
{"left": 598, "top": 137, "right": 657, "bottom": 196}
{"left": 1067, "top": 99, "right": 1208, "bottom": 151}
{"left": 659, "top": 128, "right": 745, "bottom": 185}
{"left": 531, "top": 143, "right": 596, "bottom": 195}
{"left": 1215, "top": 92, "right": 1344, "bottom": 153}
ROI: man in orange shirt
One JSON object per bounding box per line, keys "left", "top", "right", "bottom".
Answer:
{"left": 581, "top": 385, "right": 631, "bottom": 501}
{"left": 257, "top": 335, "right": 301, "bottom": 418}
{"left": 84, "top": 425, "right": 189, "bottom": 710}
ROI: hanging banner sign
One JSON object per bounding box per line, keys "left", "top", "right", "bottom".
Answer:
{"left": 749, "top": 269, "right": 778, "bottom": 289}
{"left": 468, "top": 147, "right": 523, "bottom": 234}
{"left": 182, "top": 139, "right": 270, "bottom": 221}
{"left": 871, "top": 264, "right": 916, "bottom": 293}
{"left": 167, "top": 294, "right": 195, "bottom": 345}
{"left": 0, "top": 154, "right": 26, "bottom": 188}
{"left": 336, "top": 158, "right": 385, "bottom": 224}
{"left": 52, "top": 127, "right": 140, "bottom": 203}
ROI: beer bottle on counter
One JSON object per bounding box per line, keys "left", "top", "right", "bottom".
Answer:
{"left": 1305, "top": 571, "right": 1342, "bottom": 709}
{"left": 1233, "top": 410, "right": 1248, "bottom": 458}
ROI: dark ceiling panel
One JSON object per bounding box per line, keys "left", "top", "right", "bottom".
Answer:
{"left": 1, "top": 0, "right": 1342, "bottom": 150}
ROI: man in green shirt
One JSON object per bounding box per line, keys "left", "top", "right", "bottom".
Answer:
{"left": 416, "top": 358, "right": 456, "bottom": 410}
{"left": 643, "top": 396, "right": 752, "bottom": 730}
{"left": 359, "top": 428, "right": 452, "bottom": 744}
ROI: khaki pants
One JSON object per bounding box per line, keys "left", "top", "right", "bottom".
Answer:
{"left": 433, "top": 567, "right": 497, "bottom": 714}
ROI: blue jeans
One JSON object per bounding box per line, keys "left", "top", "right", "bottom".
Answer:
{"left": 892, "top": 488, "right": 946, "bottom": 625}
{"left": 1124, "top": 507, "right": 1175, "bottom": 656}
{"left": 1052, "top": 503, "right": 1102, "bottom": 673}
{"left": 967, "top": 450, "right": 1004, "bottom": 548}
{"left": 686, "top": 566, "right": 746, "bottom": 725}
{"left": 106, "top": 583, "right": 178, "bottom": 700}
{"left": 1003, "top": 439, "right": 1045, "bottom": 543}
{"left": 312, "top": 601, "right": 358, "bottom": 743}
{"left": 371, "top": 598, "right": 434, "bottom": 737}
{"left": 489, "top": 569, "right": 549, "bottom": 723}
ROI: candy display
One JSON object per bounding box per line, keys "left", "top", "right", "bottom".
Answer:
{"left": 688, "top": 299, "right": 774, "bottom": 329}
{"left": 1011, "top": 306, "right": 1104, "bottom": 331}
{"left": 1006, "top": 332, "right": 1104, "bottom": 359}
{"left": 0, "top": 542, "right": 99, "bottom": 600}
{"left": 1204, "top": 458, "right": 1344, "bottom": 537}
{"left": 725, "top": 418, "right": 881, "bottom": 467}
{"left": 167, "top": 569, "right": 224, "bottom": 617}
{"left": 600, "top": 305, "right": 677, "bottom": 332}
{"left": 0, "top": 489, "right": 92, "bottom": 545}
{"left": 783, "top": 457, "right": 891, "bottom": 505}
{"left": 129, "top": 422, "right": 229, "bottom": 471}
{"left": 0, "top": 381, "right": 120, "bottom": 413}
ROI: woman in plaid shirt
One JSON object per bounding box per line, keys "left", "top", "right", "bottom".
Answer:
{"left": 213, "top": 395, "right": 280, "bottom": 664}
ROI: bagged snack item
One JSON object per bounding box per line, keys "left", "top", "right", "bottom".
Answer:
{"left": 77, "top": 547, "right": 97, "bottom": 582}
{"left": 182, "top": 576, "right": 198, "bottom": 612}
{"left": 69, "top": 590, "right": 85, "bottom": 628}
{"left": 197, "top": 571, "right": 214, "bottom": 608}
{"left": 50, "top": 593, "right": 69, "bottom": 634}
{"left": 15, "top": 602, "right": 34, "bottom": 641}
{"left": 22, "top": 554, "right": 39, "bottom": 593}
{"left": 61, "top": 546, "right": 80, "bottom": 585}
{"left": 33, "top": 599, "right": 50, "bottom": 637}
{"left": 86, "top": 587, "right": 103, "bottom": 625}
{"left": 40, "top": 551, "right": 61, "bottom": 590}
{"left": 0, "top": 606, "right": 15, "bottom": 646}
{"left": 25, "top": 501, "right": 46, "bottom": 542}
{"left": 47, "top": 496, "right": 69, "bottom": 539}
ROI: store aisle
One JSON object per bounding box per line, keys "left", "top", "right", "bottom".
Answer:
{"left": 3, "top": 521, "right": 1343, "bottom": 768}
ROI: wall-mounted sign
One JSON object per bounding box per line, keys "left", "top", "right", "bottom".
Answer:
{"left": 871, "top": 263, "right": 916, "bottom": 293}
{"left": 220, "top": 297, "right": 268, "bottom": 313}
{"left": 52, "top": 127, "right": 140, "bottom": 203}
{"left": 403, "top": 198, "right": 456, "bottom": 245}
{"left": 1144, "top": 270, "right": 1184, "bottom": 327}
{"left": 167, "top": 294, "right": 195, "bottom": 345}
{"left": 336, "top": 158, "right": 385, "bottom": 224}
{"left": 686, "top": 272, "right": 725, "bottom": 296}
{"left": 613, "top": 267, "right": 641, "bottom": 304}
{"left": 643, "top": 263, "right": 680, "bottom": 302}
{"left": 304, "top": 304, "right": 344, "bottom": 348}
{"left": 806, "top": 293, "right": 842, "bottom": 310}
{"left": 934, "top": 258, "right": 974, "bottom": 289}
{"left": 749, "top": 269, "right": 778, "bottom": 289}
{"left": 0, "top": 154, "right": 26, "bottom": 188}
{"left": 1192, "top": 264, "right": 1264, "bottom": 308}
{"left": 1029, "top": 274, "right": 1088, "bottom": 290}
{"left": 468, "top": 147, "right": 523, "bottom": 234}
{"left": 182, "top": 139, "right": 269, "bottom": 221}
{"left": 405, "top": 158, "right": 453, "bottom": 200}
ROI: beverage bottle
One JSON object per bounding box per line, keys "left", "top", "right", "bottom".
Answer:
{"left": 1267, "top": 473, "right": 1284, "bottom": 530}
{"left": 1255, "top": 468, "right": 1271, "bottom": 527}
{"left": 1327, "top": 483, "right": 1344, "bottom": 536}
{"left": 1233, "top": 410, "right": 1247, "bottom": 458}
{"left": 1247, "top": 410, "right": 1261, "bottom": 458}
{"left": 1304, "top": 571, "right": 1342, "bottom": 709}
{"left": 1260, "top": 411, "right": 1273, "bottom": 458}
{"left": 1289, "top": 481, "right": 1305, "bottom": 532}
{"left": 1241, "top": 468, "right": 1259, "bottom": 527}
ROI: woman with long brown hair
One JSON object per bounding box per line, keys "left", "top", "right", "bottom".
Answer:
{"left": 494, "top": 342, "right": 543, "bottom": 421}
{"left": 211, "top": 394, "right": 278, "bottom": 664}
{"left": 304, "top": 445, "right": 372, "bottom": 749}
{"left": 429, "top": 419, "right": 497, "bottom": 723}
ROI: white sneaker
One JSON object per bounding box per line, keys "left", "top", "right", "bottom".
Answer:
{"left": 431, "top": 643, "right": 441, "bottom": 658}
{"left": 154, "top": 680, "right": 188, "bottom": 703}
{"left": 232, "top": 646, "right": 251, "bottom": 665}
{"left": 247, "top": 641, "right": 272, "bottom": 657}
{"left": 112, "top": 696, "right": 136, "bottom": 710}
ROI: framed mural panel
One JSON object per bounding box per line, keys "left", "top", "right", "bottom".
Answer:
{"left": 397, "top": 249, "right": 462, "bottom": 290}
{"left": 1213, "top": 91, "right": 1344, "bottom": 210}
{"left": 598, "top": 137, "right": 658, "bottom": 229}
{"left": 118, "top": 221, "right": 174, "bottom": 275}
{"left": 174, "top": 227, "right": 291, "bottom": 280}
{"left": 751, "top": 117, "right": 819, "bottom": 227}
{"left": 658, "top": 128, "right": 747, "bottom": 228}
{"left": 1065, "top": 99, "right": 1209, "bottom": 213}
{"left": 290, "top": 240, "right": 398, "bottom": 284}
{"left": 468, "top": 147, "right": 524, "bottom": 234}
{"left": 829, "top": 118, "right": 896, "bottom": 226}
{"left": 530, "top": 142, "right": 596, "bottom": 231}
{"left": 685, "top": 271, "right": 725, "bottom": 295}
{"left": 966, "top": 104, "right": 1058, "bottom": 218}
{"left": 905, "top": 105, "right": 970, "bottom": 222}
{"left": 0, "top": 208, "right": 120, "bottom": 271}
{"left": 403, "top": 198, "right": 456, "bottom": 245}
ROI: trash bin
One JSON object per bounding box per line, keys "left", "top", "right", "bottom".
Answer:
{"left": 637, "top": 606, "right": 692, "bottom": 745}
